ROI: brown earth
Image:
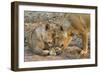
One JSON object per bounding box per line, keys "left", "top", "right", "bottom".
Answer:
{"left": 24, "top": 45, "right": 90, "bottom": 62}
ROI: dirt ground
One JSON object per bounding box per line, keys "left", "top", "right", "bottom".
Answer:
{"left": 24, "top": 40, "right": 90, "bottom": 62}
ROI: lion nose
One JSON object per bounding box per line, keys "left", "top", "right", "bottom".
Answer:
{"left": 55, "top": 34, "right": 59, "bottom": 38}
{"left": 47, "top": 41, "right": 53, "bottom": 47}
{"left": 55, "top": 47, "right": 62, "bottom": 55}
{"left": 56, "top": 51, "right": 62, "bottom": 55}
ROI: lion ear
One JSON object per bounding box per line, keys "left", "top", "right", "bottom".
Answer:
{"left": 45, "top": 24, "right": 50, "bottom": 30}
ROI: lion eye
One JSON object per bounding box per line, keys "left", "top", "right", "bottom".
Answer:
{"left": 45, "top": 24, "right": 50, "bottom": 30}
{"left": 48, "top": 41, "right": 51, "bottom": 44}
{"left": 70, "top": 33, "right": 74, "bottom": 36}
{"left": 60, "top": 44, "right": 64, "bottom": 47}
{"left": 60, "top": 26, "right": 64, "bottom": 31}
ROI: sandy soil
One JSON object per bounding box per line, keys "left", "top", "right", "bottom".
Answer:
{"left": 24, "top": 45, "right": 90, "bottom": 62}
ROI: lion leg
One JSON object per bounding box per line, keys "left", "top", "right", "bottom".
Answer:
{"left": 32, "top": 41, "right": 49, "bottom": 56}
{"left": 80, "top": 31, "right": 88, "bottom": 56}
{"left": 33, "top": 47, "right": 49, "bottom": 56}
{"left": 63, "top": 36, "right": 73, "bottom": 49}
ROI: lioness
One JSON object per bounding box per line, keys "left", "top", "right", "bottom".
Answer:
{"left": 54, "top": 13, "right": 90, "bottom": 56}
{"left": 25, "top": 23, "right": 55, "bottom": 56}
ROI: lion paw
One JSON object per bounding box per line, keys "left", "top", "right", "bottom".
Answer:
{"left": 80, "top": 50, "right": 88, "bottom": 57}
{"left": 42, "top": 50, "right": 49, "bottom": 56}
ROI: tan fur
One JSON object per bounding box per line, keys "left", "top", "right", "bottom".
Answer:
{"left": 54, "top": 14, "right": 90, "bottom": 56}
{"left": 25, "top": 23, "right": 54, "bottom": 56}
